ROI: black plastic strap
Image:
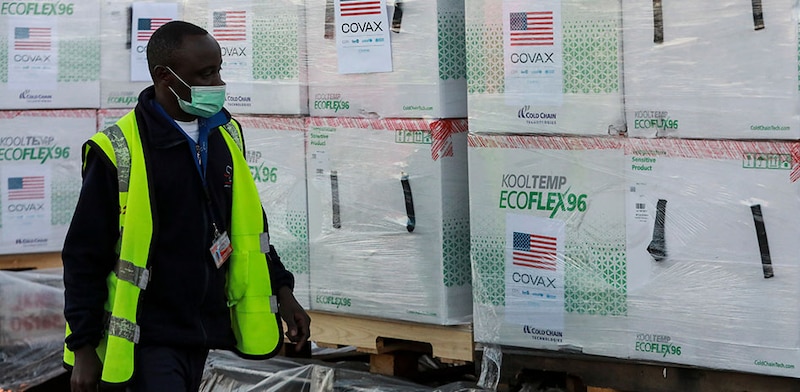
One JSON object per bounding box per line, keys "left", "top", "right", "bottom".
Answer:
{"left": 647, "top": 199, "right": 667, "bottom": 261}
{"left": 751, "top": 204, "right": 774, "bottom": 278}
{"left": 752, "top": 0, "right": 765, "bottom": 30}
{"left": 324, "top": 0, "right": 335, "bottom": 39}
{"left": 331, "top": 171, "right": 341, "bottom": 229}
{"left": 391, "top": 0, "right": 404, "bottom": 33}
{"left": 401, "top": 173, "right": 415, "bottom": 232}
{"left": 653, "top": 0, "right": 664, "bottom": 43}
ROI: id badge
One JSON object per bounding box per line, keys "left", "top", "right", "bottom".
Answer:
{"left": 210, "top": 231, "right": 233, "bottom": 268}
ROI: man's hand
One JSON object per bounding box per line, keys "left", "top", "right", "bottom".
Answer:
{"left": 70, "top": 345, "right": 102, "bottom": 392}
{"left": 277, "top": 286, "right": 311, "bottom": 351}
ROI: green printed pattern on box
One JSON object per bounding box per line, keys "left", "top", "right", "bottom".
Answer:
{"left": 564, "top": 239, "right": 626, "bottom": 316}
{"left": 562, "top": 20, "right": 619, "bottom": 94}
{"left": 466, "top": 20, "right": 619, "bottom": 94}
{"left": 51, "top": 176, "right": 80, "bottom": 225}
{"left": 443, "top": 217, "right": 471, "bottom": 287}
{"left": 471, "top": 234, "right": 505, "bottom": 306}
{"left": 271, "top": 210, "right": 309, "bottom": 275}
{"left": 58, "top": 39, "right": 100, "bottom": 82}
{"left": 466, "top": 24, "right": 503, "bottom": 94}
{"left": 438, "top": 11, "right": 467, "bottom": 81}
{"left": 253, "top": 13, "right": 299, "bottom": 81}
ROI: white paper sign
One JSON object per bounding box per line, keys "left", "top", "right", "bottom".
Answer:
{"left": 504, "top": 213, "right": 565, "bottom": 339}
{"left": 130, "top": 2, "right": 179, "bottom": 82}
{"left": 7, "top": 18, "right": 58, "bottom": 89}
{"left": 334, "top": 0, "right": 392, "bottom": 74}
{"left": 2, "top": 166, "right": 52, "bottom": 244}
{"left": 209, "top": 2, "right": 252, "bottom": 81}
{"left": 503, "top": 0, "right": 563, "bottom": 106}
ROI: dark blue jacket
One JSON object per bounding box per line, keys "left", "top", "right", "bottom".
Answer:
{"left": 63, "top": 86, "right": 294, "bottom": 351}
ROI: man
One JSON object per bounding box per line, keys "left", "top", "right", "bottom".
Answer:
{"left": 62, "top": 21, "right": 310, "bottom": 391}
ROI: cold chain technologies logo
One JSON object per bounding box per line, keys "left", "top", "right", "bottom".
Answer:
{"left": 498, "top": 173, "right": 587, "bottom": 218}
{"left": 518, "top": 105, "right": 557, "bottom": 126}
{"left": 314, "top": 93, "right": 349, "bottom": 112}
{"left": 19, "top": 89, "right": 53, "bottom": 104}
{"left": 521, "top": 324, "right": 563, "bottom": 343}
{"left": 16, "top": 237, "right": 48, "bottom": 247}
{"left": 634, "top": 333, "right": 682, "bottom": 358}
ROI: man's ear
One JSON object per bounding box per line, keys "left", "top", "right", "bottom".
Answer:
{"left": 152, "top": 65, "right": 172, "bottom": 87}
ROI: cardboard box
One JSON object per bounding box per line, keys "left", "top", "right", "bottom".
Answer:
{"left": 100, "top": 0, "right": 182, "bottom": 109}
{"left": 621, "top": 0, "right": 800, "bottom": 139}
{"left": 624, "top": 138, "right": 800, "bottom": 377}
{"left": 306, "top": 0, "right": 467, "bottom": 118}
{"left": 306, "top": 117, "right": 471, "bottom": 324}
{"left": 237, "top": 115, "right": 310, "bottom": 307}
{"left": 469, "top": 134, "right": 629, "bottom": 357}
{"left": 183, "top": 0, "right": 308, "bottom": 114}
{"left": 0, "top": 0, "right": 100, "bottom": 109}
{"left": 0, "top": 110, "right": 96, "bottom": 254}
{"left": 465, "top": 0, "right": 625, "bottom": 135}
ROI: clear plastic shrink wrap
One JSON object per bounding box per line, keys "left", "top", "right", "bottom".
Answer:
{"left": 465, "top": 0, "right": 625, "bottom": 135}
{"left": 101, "top": 0, "right": 182, "bottom": 109}
{"left": 237, "top": 116, "right": 311, "bottom": 308}
{"left": 0, "top": 268, "right": 67, "bottom": 390}
{"left": 621, "top": 0, "right": 800, "bottom": 139}
{"left": 306, "top": 118, "right": 472, "bottom": 325}
{"left": 182, "top": 0, "right": 308, "bottom": 115}
{"left": 305, "top": 0, "right": 467, "bottom": 118}
{"left": 201, "top": 350, "right": 488, "bottom": 392}
{"left": 0, "top": 0, "right": 100, "bottom": 109}
{"left": 468, "top": 134, "right": 800, "bottom": 377}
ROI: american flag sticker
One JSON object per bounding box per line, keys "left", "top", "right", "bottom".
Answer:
{"left": 512, "top": 231, "right": 558, "bottom": 271}
{"left": 340, "top": 0, "right": 382, "bottom": 17}
{"left": 137, "top": 18, "right": 171, "bottom": 41}
{"left": 8, "top": 176, "right": 45, "bottom": 201}
{"left": 213, "top": 10, "right": 247, "bottom": 41}
{"left": 509, "top": 11, "right": 554, "bottom": 46}
{"left": 14, "top": 27, "right": 51, "bottom": 51}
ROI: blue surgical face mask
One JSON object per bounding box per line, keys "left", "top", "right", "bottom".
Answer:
{"left": 165, "top": 66, "right": 226, "bottom": 118}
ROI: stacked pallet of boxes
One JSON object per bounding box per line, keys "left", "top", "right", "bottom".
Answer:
{"left": 468, "top": 0, "right": 800, "bottom": 383}
{"left": 303, "top": 0, "right": 473, "bottom": 335}
{"left": 0, "top": 0, "right": 101, "bottom": 388}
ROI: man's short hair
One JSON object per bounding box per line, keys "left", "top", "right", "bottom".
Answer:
{"left": 146, "top": 21, "right": 209, "bottom": 78}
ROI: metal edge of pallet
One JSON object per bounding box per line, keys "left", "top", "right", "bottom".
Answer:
{"left": 483, "top": 345, "right": 800, "bottom": 392}
{"left": 307, "top": 310, "right": 474, "bottom": 362}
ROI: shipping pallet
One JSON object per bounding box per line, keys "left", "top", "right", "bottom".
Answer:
{"left": 306, "top": 310, "right": 474, "bottom": 378}
{"left": 489, "top": 346, "right": 800, "bottom": 392}
{"left": 0, "top": 252, "right": 61, "bottom": 271}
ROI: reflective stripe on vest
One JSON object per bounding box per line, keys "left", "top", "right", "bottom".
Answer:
{"left": 63, "top": 112, "right": 282, "bottom": 386}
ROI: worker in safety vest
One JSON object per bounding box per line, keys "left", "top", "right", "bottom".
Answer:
{"left": 62, "top": 20, "right": 310, "bottom": 392}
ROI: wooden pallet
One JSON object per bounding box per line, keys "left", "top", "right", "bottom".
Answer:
{"left": 0, "top": 252, "right": 61, "bottom": 271}
{"left": 307, "top": 310, "right": 474, "bottom": 377}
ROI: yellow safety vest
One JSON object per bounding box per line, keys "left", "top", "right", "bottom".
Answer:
{"left": 63, "top": 111, "right": 282, "bottom": 386}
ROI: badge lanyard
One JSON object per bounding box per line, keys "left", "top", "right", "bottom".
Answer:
{"left": 154, "top": 102, "right": 232, "bottom": 266}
